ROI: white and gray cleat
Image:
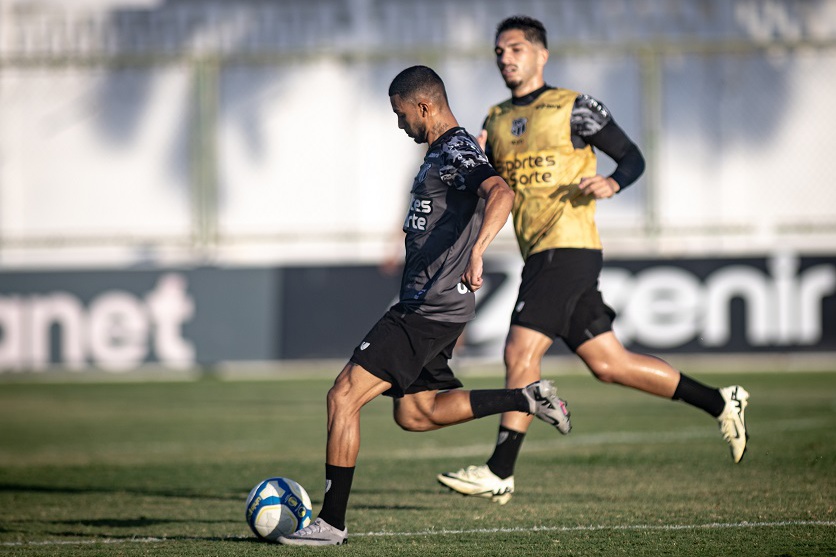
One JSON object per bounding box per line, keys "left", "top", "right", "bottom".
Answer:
{"left": 522, "top": 379, "right": 571, "bottom": 434}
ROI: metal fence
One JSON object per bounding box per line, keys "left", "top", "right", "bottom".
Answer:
{"left": 1, "top": 0, "right": 835, "bottom": 269}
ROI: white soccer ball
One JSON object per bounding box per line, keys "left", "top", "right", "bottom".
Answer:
{"left": 245, "top": 477, "right": 313, "bottom": 542}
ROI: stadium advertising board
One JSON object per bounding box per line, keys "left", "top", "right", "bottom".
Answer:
{"left": 602, "top": 253, "right": 836, "bottom": 353}
{"left": 0, "top": 268, "right": 282, "bottom": 371}
{"left": 0, "top": 253, "right": 834, "bottom": 372}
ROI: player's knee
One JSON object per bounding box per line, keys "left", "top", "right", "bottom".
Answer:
{"left": 393, "top": 410, "right": 434, "bottom": 432}
{"left": 587, "top": 359, "right": 618, "bottom": 384}
{"left": 504, "top": 342, "right": 531, "bottom": 374}
{"left": 504, "top": 345, "right": 543, "bottom": 390}
{"left": 326, "top": 377, "right": 356, "bottom": 415}
{"left": 326, "top": 384, "right": 343, "bottom": 414}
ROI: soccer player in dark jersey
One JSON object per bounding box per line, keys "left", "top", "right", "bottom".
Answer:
{"left": 437, "top": 16, "right": 750, "bottom": 505}
{"left": 278, "top": 65, "right": 571, "bottom": 546}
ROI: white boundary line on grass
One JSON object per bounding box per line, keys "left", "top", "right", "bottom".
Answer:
{"left": 355, "top": 520, "right": 836, "bottom": 537}
{"left": 2, "top": 520, "right": 834, "bottom": 547}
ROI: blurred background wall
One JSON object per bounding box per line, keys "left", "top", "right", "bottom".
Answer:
{"left": 0, "top": 0, "right": 835, "bottom": 372}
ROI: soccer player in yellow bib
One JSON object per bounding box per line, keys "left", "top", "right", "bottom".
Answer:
{"left": 437, "top": 16, "right": 750, "bottom": 505}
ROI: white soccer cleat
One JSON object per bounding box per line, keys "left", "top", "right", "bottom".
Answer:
{"left": 437, "top": 465, "right": 515, "bottom": 505}
{"left": 718, "top": 385, "right": 749, "bottom": 463}
{"left": 277, "top": 517, "right": 348, "bottom": 546}
{"left": 522, "top": 380, "right": 572, "bottom": 434}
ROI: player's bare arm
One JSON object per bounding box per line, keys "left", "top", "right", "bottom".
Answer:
{"left": 462, "top": 176, "right": 514, "bottom": 291}
{"left": 476, "top": 129, "right": 488, "bottom": 151}
{"left": 579, "top": 174, "right": 620, "bottom": 199}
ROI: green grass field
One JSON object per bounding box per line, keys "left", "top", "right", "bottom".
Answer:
{"left": 0, "top": 368, "right": 834, "bottom": 556}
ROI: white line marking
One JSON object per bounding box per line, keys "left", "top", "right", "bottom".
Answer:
{"left": 2, "top": 520, "right": 833, "bottom": 547}
{"left": 356, "top": 520, "right": 836, "bottom": 537}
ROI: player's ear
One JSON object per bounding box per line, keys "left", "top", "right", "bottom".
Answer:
{"left": 418, "top": 100, "right": 430, "bottom": 117}
{"left": 538, "top": 47, "right": 549, "bottom": 68}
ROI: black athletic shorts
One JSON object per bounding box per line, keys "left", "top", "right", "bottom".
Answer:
{"left": 350, "top": 305, "right": 466, "bottom": 398}
{"left": 511, "top": 248, "right": 616, "bottom": 352}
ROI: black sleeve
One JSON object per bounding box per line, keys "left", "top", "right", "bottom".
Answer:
{"left": 464, "top": 164, "right": 500, "bottom": 193}
{"left": 584, "top": 120, "right": 645, "bottom": 191}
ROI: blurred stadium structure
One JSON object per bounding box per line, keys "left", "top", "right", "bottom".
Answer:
{"left": 0, "top": 0, "right": 835, "bottom": 371}
{"left": 1, "top": 0, "right": 835, "bottom": 266}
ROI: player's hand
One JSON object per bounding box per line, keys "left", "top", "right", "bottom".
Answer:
{"left": 461, "top": 256, "right": 484, "bottom": 292}
{"left": 579, "top": 175, "right": 620, "bottom": 199}
{"left": 476, "top": 129, "right": 488, "bottom": 152}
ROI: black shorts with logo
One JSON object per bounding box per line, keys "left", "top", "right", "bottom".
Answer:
{"left": 511, "top": 248, "right": 616, "bottom": 352}
{"left": 350, "top": 305, "right": 466, "bottom": 398}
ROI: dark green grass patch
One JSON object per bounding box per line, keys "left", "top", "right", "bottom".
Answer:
{"left": 0, "top": 370, "right": 834, "bottom": 556}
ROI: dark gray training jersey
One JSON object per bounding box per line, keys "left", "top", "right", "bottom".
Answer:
{"left": 397, "top": 127, "right": 499, "bottom": 323}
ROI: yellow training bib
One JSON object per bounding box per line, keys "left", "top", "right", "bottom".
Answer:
{"left": 484, "top": 88, "right": 601, "bottom": 260}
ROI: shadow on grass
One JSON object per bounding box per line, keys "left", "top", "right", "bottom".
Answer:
{"left": 351, "top": 504, "right": 428, "bottom": 511}
{"left": 52, "top": 518, "right": 234, "bottom": 528}
{"left": 350, "top": 487, "right": 439, "bottom": 495}
{"left": 7, "top": 532, "right": 263, "bottom": 545}
{"left": 2, "top": 516, "right": 240, "bottom": 532}
{"left": 0, "top": 482, "right": 242, "bottom": 501}
{"left": 49, "top": 532, "right": 259, "bottom": 543}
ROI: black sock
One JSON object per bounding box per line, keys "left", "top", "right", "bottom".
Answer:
{"left": 672, "top": 373, "right": 725, "bottom": 418}
{"left": 486, "top": 425, "right": 526, "bottom": 479}
{"left": 318, "top": 464, "right": 354, "bottom": 531}
{"left": 469, "top": 389, "right": 529, "bottom": 419}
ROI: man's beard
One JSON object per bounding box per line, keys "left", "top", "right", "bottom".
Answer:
{"left": 503, "top": 75, "right": 522, "bottom": 90}
{"left": 408, "top": 123, "right": 426, "bottom": 144}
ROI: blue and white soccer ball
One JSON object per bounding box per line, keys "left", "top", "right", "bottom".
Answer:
{"left": 245, "top": 477, "right": 313, "bottom": 542}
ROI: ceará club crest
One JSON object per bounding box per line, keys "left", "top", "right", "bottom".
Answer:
{"left": 511, "top": 117, "right": 527, "bottom": 137}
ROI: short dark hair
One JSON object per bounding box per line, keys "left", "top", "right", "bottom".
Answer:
{"left": 388, "top": 65, "right": 448, "bottom": 104}
{"left": 496, "top": 15, "right": 548, "bottom": 49}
